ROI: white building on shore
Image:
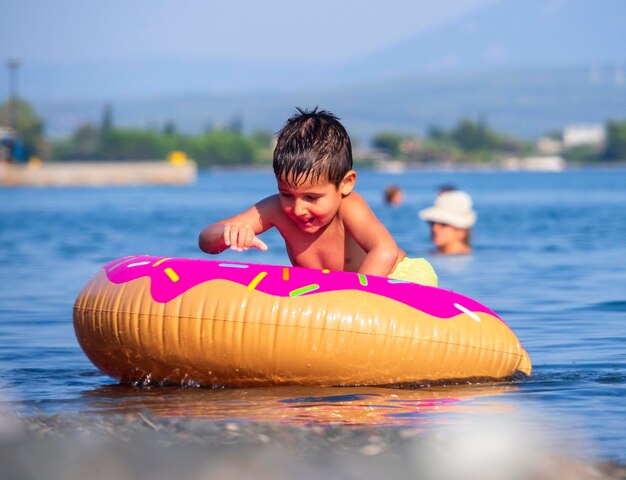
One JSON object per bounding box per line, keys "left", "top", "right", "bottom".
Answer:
{"left": 501, "top": 155, "right": 566, "bottom": 172}
{"left": 562, "top": 124, "right": 606, "bottom": 148}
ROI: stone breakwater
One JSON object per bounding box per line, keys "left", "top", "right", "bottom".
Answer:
{"left": 0, "top": 161, "right": 197, "bottom": 187}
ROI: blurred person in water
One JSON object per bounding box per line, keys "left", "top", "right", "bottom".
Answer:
{"left": 437, "top": 183, "right": 457, "bottom": 195}
{"left": 419, "top": 190, "right": 476, "bottom": 255}
{"left": 383, "top": 184, "right": 404, "bottom": 206}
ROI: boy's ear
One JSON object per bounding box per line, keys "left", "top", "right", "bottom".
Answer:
{"left": 340, "top": 170, "right": 357, "bottom": 196}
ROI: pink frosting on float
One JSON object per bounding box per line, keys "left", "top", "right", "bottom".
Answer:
{"left": 103, "top": 255, "right": 501, "bottom": 320}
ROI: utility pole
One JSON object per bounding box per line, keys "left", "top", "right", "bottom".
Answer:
{"left": 6, "top": 59, "right": 20, "bottom": 162}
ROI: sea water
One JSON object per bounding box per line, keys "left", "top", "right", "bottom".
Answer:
{"left": 0, "top": 168, "right": 625, "bottom": 463}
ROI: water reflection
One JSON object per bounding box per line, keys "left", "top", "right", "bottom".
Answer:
{"left": 77, "top": 384, "right": 518, "bottom": 427}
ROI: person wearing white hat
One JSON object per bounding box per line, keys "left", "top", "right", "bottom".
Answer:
{"left": 419, "top": 190, "right": 477, "bottom": 255}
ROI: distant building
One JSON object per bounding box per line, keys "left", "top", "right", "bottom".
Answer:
{"left": 562, "top": 124, "right": 605, "bottom": 148}
{"left": 399, "top": 138, "right": 420, "bottom": 154}
{"left": 374, "top": 159, "right": 407, "bottom": 174}
{"left": 536, "top": 137, "right": 563, "bottom": 155}
{"left": 501, "top": 155, "right": 566, "bottom": 172}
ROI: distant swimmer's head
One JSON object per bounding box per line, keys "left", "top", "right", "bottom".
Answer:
{"left": 419, "top": 190, "right": 477, "bottom": 229}
{"left": 419, "top": 190, "right": 477, "bottom": 254}
{"left": 384, "top": 184, "right": 404, "bottom": 206}
{"left": 273, "top": 107, "right": 353, "bottom": 189}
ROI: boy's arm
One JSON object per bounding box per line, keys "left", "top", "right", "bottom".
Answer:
{"left": 342, "top": 193, "right": 401, "bottom": 277}
{"left": 198, "top": 196, "right": 278, "bottom": 254}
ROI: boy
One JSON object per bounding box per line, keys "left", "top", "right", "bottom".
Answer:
{"left": 198, "top": 108, "right": 437, "bottom": 286}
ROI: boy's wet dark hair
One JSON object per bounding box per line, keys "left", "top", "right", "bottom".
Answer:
{"left": 273, "top": 107, "right": 353, "bottom": 188}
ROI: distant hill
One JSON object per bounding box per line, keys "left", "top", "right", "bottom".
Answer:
{"left": 37, "top": 65, "right": 625, "bottom": 142}
{"left": 342, "top": 0, "right": 626, "bottom": 80}
{"left": 24, "top": 0, "right": 626, "bottom": 142}
{"left": 13, "top": 0, "right": 625, "bottom": 101}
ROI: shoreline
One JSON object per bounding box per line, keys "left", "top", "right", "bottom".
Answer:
{"left": 0, "top": 160, "right": 197, "bottom": 187}
{"left": 3, "top": 412, "right": 625, "bottom": 480}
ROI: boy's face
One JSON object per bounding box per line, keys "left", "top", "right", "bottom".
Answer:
{"left": 276, "top": 172, "right": 355, "bottom": 234}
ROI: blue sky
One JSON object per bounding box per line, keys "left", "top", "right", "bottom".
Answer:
{"left": 2, "top": 0, "right": 496, "bottom": 65}
{"left": 1, "top": 0, "right": 623, "bottom": 141}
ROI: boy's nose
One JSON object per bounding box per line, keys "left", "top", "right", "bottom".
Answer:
{"left": 293, "top": 199, "right": 308, "bottom": 216}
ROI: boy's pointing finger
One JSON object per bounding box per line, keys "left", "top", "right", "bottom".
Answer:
{"left": 253, "top": 237, "right": 269, "bottom": 252}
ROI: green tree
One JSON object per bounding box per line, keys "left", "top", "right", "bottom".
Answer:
{"left": 451, "top": 119, "right": 496, "bottom": 151}
{"left": 162, "top": 120, "right": 177, "bottom": 136}
{"left": 604, "top": 119, "right": 626, "bottom": 161}
{"left": 191, "top": 130, "right": 256, "bottom": 167}
{"left": 372, "top": 131, "right": 404, "bottom": 157}
{"left": 0, "top": 98, "right": 45, "bottom": 159}
{"left": 99, "top": 128, "right": 174, "bottom": 160}
{"left": 250, "top": 129, "right": 274, "bottom": 164}
{"left": 70, "top": 123, "right": 101, "bottom": 159}
{"left": 227, "top": 116, "right": 243, "bottom": 134}
{"left": 101, "top": 103, "right": 113, "bottom": 138}
{"left": 251, "top": 129, "right": 273, "bottom": 148}
{"left": 427, "top": 125, "right": 448, "bottom": 143}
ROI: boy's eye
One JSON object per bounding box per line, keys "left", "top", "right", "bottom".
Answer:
{"left": 279, "top": 192, "right": 293, "bottom": 198}
{"left": 306, "top": 195, "right": 320, "bottom": 202}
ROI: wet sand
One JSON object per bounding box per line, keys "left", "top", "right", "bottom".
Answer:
{"left": 2, "top": 413, "right": 625, "bottom": 480}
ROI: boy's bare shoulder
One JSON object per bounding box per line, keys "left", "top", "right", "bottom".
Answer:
{"left": 255, "top": 194, "right": 287, "bottom": 228}
{"left": 340, "top": 191, "right": 373, "bottom": 215}
{"left": 255, "top": 194, "right": 281, "bottom": 209}
{"left": 339, "top": 191, "right": 386, "bottom": 235}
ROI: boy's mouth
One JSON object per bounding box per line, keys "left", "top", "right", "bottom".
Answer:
{"left": 296, "top": 216, "right": 315, "bottom": 228}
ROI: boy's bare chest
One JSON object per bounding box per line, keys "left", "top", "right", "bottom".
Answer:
{"left": 282, "top": 224, "right": 365, "bottom": 272}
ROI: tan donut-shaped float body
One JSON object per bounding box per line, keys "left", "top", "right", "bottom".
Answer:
{"left": 73, "top": 255, "right": 531, "bottom": 386}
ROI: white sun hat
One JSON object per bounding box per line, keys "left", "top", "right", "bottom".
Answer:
{"left": 419, "top": 190, "right": 477, "bottom": 229}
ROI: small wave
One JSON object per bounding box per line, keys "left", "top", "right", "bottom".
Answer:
{"left": 567, "top": 300, "right": 626, "bottom": 313}
{"left": 280, "top": 393, "right": 381, "bottom": 404}
{"left": 520, "top": 364, "right": 626, "bottom": 387}
{"left": 591, "top": 300, "right": 626, "bottom": 312}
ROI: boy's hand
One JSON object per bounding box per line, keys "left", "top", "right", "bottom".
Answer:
{"left": 223, "top": 222, "right": 268, "bottom": 252}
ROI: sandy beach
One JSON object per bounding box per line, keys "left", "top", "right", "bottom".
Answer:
{"left": 2, "top": 413, "right": 625, "bottom": 480}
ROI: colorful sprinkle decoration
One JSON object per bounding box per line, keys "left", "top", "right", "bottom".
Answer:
{"left": 103, "top": 255, "right": 499, "bottom": 320}
{"left": 289, "top": 284, "right": 320, "bottom": 297}
{"left": 164, "top": 267, "right": 179, "bottom": 282}
{"left": 248, "top": 271, "right": 268, "bottom": 290}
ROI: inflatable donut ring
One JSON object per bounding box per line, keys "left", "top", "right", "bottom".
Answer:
{"left": 73, "top": 255, "right": 532, "bottom": 386}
